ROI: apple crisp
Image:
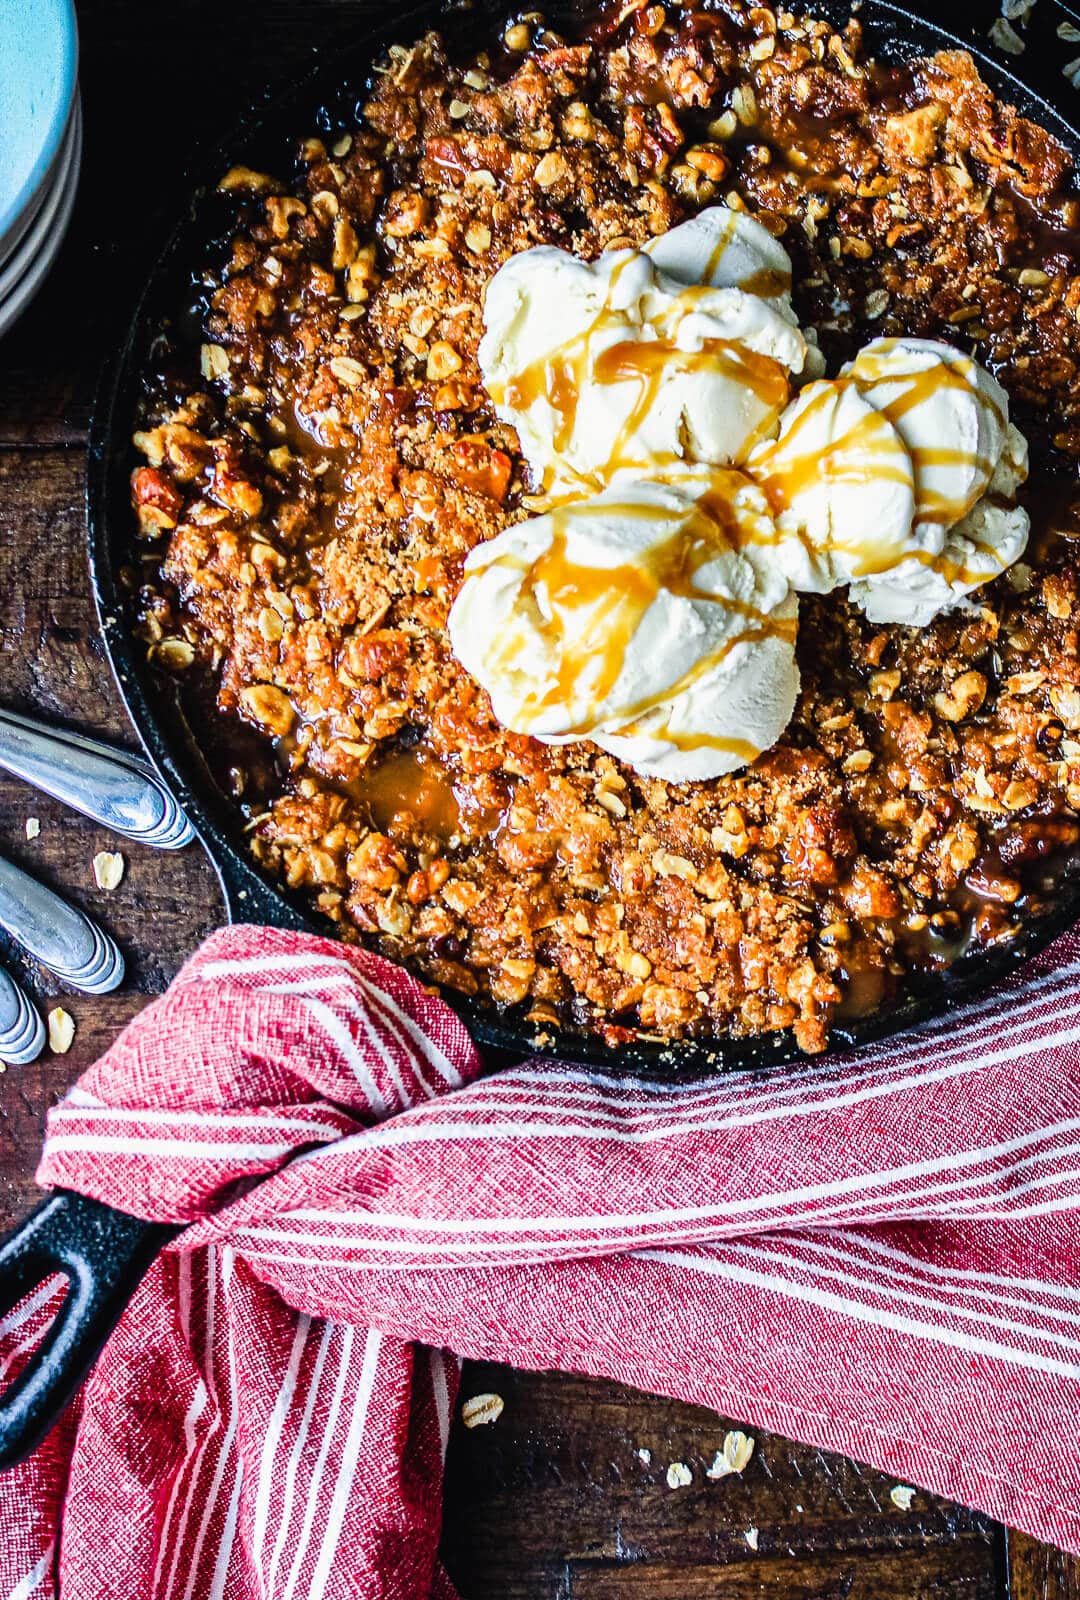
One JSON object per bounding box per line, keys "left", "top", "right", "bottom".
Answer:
{"left": 130, "top": 1, "right": 1080, "bottom": 1053}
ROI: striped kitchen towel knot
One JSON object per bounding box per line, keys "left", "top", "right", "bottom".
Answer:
{"left": 1, "top": 923, "right": 1079, "bottom": 1598}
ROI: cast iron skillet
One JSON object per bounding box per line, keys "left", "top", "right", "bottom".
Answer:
{"left": 85, "top": 0, "right": 1080, "bottom": 1079}
{"left": 1, "top": 0, "right": 1079, "bottom": 1472}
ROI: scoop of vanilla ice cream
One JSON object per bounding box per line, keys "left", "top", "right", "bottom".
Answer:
{"left": 850, "top": 427, "right": 1031, "bottom": 624}
{"left": 447, "top": 473, "right": 799, "bottom": 781}
{"left": 849, "top": 502, "right": 1031, "bottom": 626}
{"left": 478, "top": 232, "right": 808, "bottom": 495}
{"left": 745, "top": 378, "right": 918, "bottom": 593}
{"left": 842, "top": 337, "right": 1012, "bottom": 534}
{"left": 992, "top": 421, "right": 1030, "bottom": 498}
{"left": 746, "top": 337, "right": 1030, "bottom": 623}
{"left": 643, "top": 205, "right": 796, "bottom": 320}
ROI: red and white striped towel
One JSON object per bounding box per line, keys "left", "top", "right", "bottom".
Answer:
{"left": 2, "top": 922, "right": 1080, "bottom": 1598}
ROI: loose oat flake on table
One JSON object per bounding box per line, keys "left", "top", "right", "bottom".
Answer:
{"left": 131, "top": 0, "right": 1080, "bottom": 1054}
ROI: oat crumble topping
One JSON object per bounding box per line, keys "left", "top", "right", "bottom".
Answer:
{"left": 130, "top": 0, "right": 1080, "bottom": 1054}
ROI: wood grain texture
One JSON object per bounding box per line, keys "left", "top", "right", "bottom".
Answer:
{"left": 1007, "top": 1534, "right": 1080, "bottom": 1600}
{"left": 441, "top": 1367, "right": 1001, "bottom": 1599}
{"left": 0, "top": 445, "right": 224, "bottom": 1218}
{"left": 0, "top": 2, "right": 1074, "bottom": 1595}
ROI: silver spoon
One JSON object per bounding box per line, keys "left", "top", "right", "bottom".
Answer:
{"left": 0, "top": 708, "right": 193, "bottom": 850}
{"left": 0, "top": 966, "right": 45, "bottom": 1065}
{"left": 0, "top": 856, "right": 124, "bottom": 994}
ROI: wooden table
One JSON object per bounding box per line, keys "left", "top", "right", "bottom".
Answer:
{"left": 0, "top": 3, "right": 1076, "bottom": 1594}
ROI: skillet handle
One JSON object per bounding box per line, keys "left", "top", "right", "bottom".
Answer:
{"left": 0, "top": 1190, "right": 177, "bottom": 1469}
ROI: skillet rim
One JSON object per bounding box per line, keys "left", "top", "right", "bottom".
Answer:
{"left": 86, "top": 0, "right": 1080, "bottom": 1076}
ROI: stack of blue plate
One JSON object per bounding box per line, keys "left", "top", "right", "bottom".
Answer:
{"left": 0, "top": 0, "right": 80, "bottom": 341}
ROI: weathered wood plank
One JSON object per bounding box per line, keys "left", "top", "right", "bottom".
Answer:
{"left": 441, "top": 1366, "right": 1000, "bottom": 1597}
{"left": 1008, "top": 1532, "right": 1080, "bottom": 1600}
{"left": 0, "top": 444, "right": 225, "bottom": 1217}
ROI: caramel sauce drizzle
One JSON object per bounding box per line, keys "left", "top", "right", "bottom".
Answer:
{"left": 749, "top": 365, "right": 1002, "bottom": 584}
{"left": 494, "top": 242, "right": 791, "bottom": 487}
{"left": 594, "top": 336, "right": 790, "bottom": 476}
{"left": 848, "top": 340, "right": 1001, "bottom": 528}
{"left": 497, "top": 254, "right": 638, "bottom": 459}
{"left": 702, "top": 206, "right": 740, "bottom": 282}
{"left": 749, "top": 378, "right": 914, "bottom": 575}
{"left": 696, "top": 208, "right": 792, "bottom": 300}
{"left": 741, "top": 267, "right": 792, "bottom": 299}
{"left": 474, "top": 482, "right": 794, "bottom": 758}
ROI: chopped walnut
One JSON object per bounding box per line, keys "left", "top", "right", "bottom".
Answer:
{"left": 934, "top": 671, "right": 988, "bottom": 723}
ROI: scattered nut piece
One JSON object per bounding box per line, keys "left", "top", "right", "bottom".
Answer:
{"left": 426, "top": 342, "right": 463, "bottom": 381}
{"left": 1044, "top": 574, "right": 1073, "bottom": 620}
{"left": 730, "top": 83, "right": 757, "bottom": 124}
{"left": 843, "top": 749, "right": 874, "bottom": 775}
{"left": 48, "top": 1008, "right": 75, "bottom": 1055}
{"left": 200, "top": 343, "right": 229, "bottom": 381}
{"left": 637, "top": 1447, "right": 652, "bottom": 1464}
{"left": 685, "top": 143, "right": 728, "bottom": 182}
{"left": 465, "top": 223, "right": 492, "bottom": 254}
{"left": 409, "top": 306, "right": 437, "bottom": 338}
{"left": 1051, "top": 686, "right": 1080, "bottom": 729}
{"left": 258, "top": 607, "right": 285, "bottom": 644}
{"left": 265, "top": 196, "right": 307, "bottom": 239}
{"left": 870, "top": 670, "right": 901, "bottom": 700}
{"left": 666, "top": 1461, "right": 693, "bottom": 1489}
{"left": 218, "top": 165, "right": 279, "bottom": 192}
{"left": 652, "top": 849, "right": 697, "bottom": 880}
{"left": 616, "top": 946, "right": 653, "bottom": 979}
{"left": 346, "top": 245, "right": 377, "bottom": 303}
{"left": 1006, "top": 670, "right": 1044, "bottom": 695}
{"left": 890, "top": 1484, "right": 916, "bottom": 1511}
{"left": 596, "top": 790, "right": 627, "bottom": 819}
{"left": 534, "top": 151, "right": 570, "bottom": 188}
{"left": 329, "top": 355, "right": 366, "bottom": 388}
{"left": 744, "top": 1527, "right": 760, "bottom": 1551}
{"left": 93, "top": 852, "right": 125, "bottom": 892}
{"left": 151, "top": 638, "right": 196, "bottom": 672}
{"left": 333, "top": 216, "right": 360, "bottom": 270}
{"left": 239, "top": 684, "right": 295, "bottom": 736}
{"left": 25, "top": 818, "right": 40, "bottom": 842}
{"left": 989, "top": 16, "right": 1025, "bottom": 53}
{"left": 934, "top": 670, "right": 987, "bottom": 723}
{"left": 461, "top": 1392, "right": 504, "bottom": 1428}
{"left": 1003, "top": 779, "right": 1038, "bottom": 811}
{"left": 311, "top": 192, "right": 339, "bottom": 228}
{"left": 707, "top": 1429, "right": 756, "bottom": 1478}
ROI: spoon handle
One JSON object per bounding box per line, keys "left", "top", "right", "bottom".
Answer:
{"left": 0, "top": 966, "right": 44, "bottom": 1065}
{"left": 0, "top": 709, "right": 193, "bottom": 850}
{"left": 0, "top": 856, "right": 124, "bottom": 995}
